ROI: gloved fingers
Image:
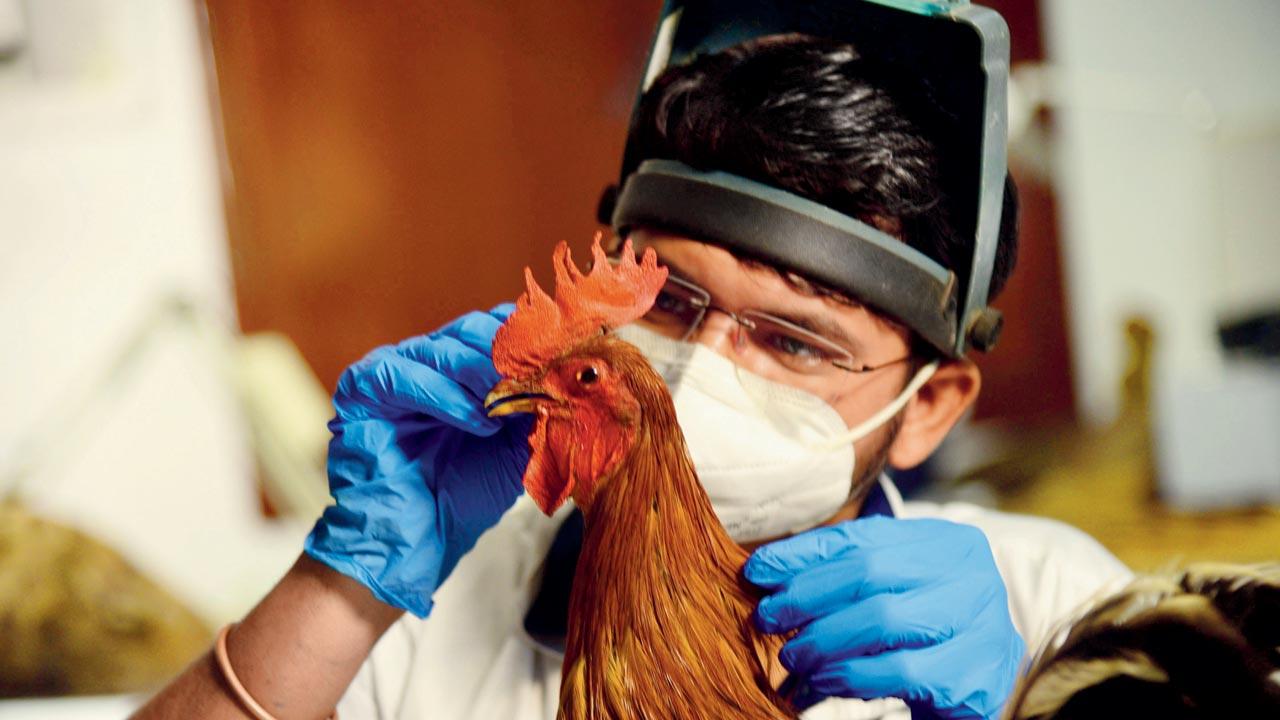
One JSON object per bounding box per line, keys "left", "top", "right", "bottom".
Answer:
{"left": 745, "top": 517, "right": 986, "bottom": 589}
{"left": 802, "top": 638, "right": 1012, "bottom": 719}
{"left": 422, "top": 305, "right": 513, "bottom": 356}
{"left": 777, "top": 593, "right": 952, "bottom": 675}
{"left": 755, "top": 554, "right": 876, "bottom": 632}
{"left": 755, "top": 540, "right": 992, "bottom": 634}
{"left": 794, "top": 641, "right": 953, "bottom": 710}
{"left": 338, "top": 349, "right": 499, "bottom": 434}
{"left": 398, "top": 335, "right": 503, "bottom": 401}
{"left": 488, "top": 301, "right": 517, "bottom": 322}
{"left": 745, "top": 524, "right": 863, "bottom": 589}
{"left": 406, "top": 314, "right": 496, "bottom": 360}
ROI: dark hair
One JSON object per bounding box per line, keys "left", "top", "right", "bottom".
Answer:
{"left": 631, "top": 34, "right": 1019, "bottom": 304}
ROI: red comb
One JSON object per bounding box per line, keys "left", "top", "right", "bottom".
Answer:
{"left": 493, "top": 234, "right": 667, "bottom": 377}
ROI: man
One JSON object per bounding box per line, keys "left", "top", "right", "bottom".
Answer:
{"left": 137, "top": 32, "right": 1127, "bottom": 720}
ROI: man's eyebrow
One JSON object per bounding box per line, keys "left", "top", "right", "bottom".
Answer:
{"left": 637, "top": 247, "right": 867, "bottom": 356}
{"left": 648, "top": 252, "right": 694, "bottom": 283}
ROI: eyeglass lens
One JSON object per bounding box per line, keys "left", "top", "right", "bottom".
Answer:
{"left": 639, "top": 277, "right": 856, "bottom": 377}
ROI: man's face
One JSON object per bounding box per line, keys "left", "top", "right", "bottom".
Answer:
{"left": 625, "top": 228, "right": 926, "bottom": 523}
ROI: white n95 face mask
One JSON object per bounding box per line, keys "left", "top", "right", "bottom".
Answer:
{"left": 614, "top": 324, "right": 937, "bottom": 543}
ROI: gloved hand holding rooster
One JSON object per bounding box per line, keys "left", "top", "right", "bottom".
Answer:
{"left": 304, "top": 304, "right": 532, "bottom": 618}
{"left": 748, "top": 518, "right": 1025, "bottom": 719}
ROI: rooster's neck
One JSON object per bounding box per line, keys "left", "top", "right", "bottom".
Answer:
{"left": 580, "top": 410, "right": 745, "bottom": 587}
{"left": 558, "top": 374, "right": 791, "bottom": 719}
{"left": 583, "top": 366, "right": 747, "bottom": 573}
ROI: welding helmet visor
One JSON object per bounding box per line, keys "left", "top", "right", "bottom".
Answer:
{"left": 606, "top": 0, "right": 1011, "bottom": 357}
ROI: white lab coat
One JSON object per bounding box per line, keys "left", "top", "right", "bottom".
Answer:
{"left": 336, "top": 476, "right": 1131, "bottom": 719}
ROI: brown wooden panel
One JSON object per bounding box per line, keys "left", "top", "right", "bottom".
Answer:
{"left": 206, "top": 1, "right": 657, "bottom": 388}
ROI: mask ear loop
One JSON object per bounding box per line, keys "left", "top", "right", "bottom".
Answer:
{"left": 820, "top": 361, "right": 940, "bottom": 451}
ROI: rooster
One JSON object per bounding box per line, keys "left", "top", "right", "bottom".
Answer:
{"left": 484, "top": 237, "right": 796, "bottom": 719}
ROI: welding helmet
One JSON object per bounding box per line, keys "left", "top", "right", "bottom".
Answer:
{"left": 602, "top": 0, "right": 1011, "bottom": 357}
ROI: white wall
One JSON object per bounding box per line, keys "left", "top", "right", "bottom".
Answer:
{"left": 1042, "top": 0, "right": 1280, "bottom": 425}
{"left": 0, "top": 0, "right": 303, "bottom": 622}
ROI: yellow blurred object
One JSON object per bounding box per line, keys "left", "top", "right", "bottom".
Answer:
{"left": 234, "top": 332, "right": 334, "bottom": 519}
{"left": 966, "top": 319, "right": 1280, "bottom": 571}
{"left": 0, "top": 500, "right": 211, "bottom": 698}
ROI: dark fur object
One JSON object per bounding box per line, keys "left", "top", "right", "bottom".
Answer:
{"left": 1005, "top": 563, "right": 1280, "bottom": 719}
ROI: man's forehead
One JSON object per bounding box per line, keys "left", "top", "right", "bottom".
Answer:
{"left": 626, "top": 229, "right": 849, "bottom": 304}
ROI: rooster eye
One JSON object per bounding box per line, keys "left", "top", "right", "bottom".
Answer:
{"left": 577, "top": 366, "right": 599, "bottom": 385}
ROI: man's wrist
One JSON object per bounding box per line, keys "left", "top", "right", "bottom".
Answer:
{"left": 226, "top": 554, "right": 404, "bottom": 718}
{"left": 292, "top": 552, "right": 407, "bottom": 630}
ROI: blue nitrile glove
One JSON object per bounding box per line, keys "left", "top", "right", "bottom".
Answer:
{"left": 745, "top": 517, "right": 1025, "bottom": 719}
{"left": 304, "top": 304, "right": 532, "bottom": 618}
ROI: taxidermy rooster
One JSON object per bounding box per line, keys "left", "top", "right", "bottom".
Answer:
{"left": 485, "top": 237, "right": 796, "bottom": 719}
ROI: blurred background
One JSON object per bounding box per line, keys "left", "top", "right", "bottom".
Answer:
{"left": 1, "top": 0, "right": 1276, "bottom": 715}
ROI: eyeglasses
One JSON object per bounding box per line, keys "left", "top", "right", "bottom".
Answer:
{"left": 619, "top": 258, "right": 912, "bottom": 380}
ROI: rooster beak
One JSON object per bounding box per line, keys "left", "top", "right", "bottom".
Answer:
{"left": 485, "top": 378, "right": 551, "bottom": 417}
